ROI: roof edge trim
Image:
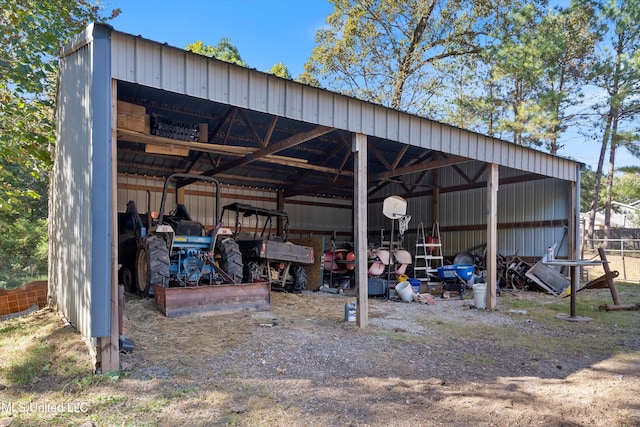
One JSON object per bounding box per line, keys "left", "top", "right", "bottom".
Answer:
{"left": 61, "top": 22, "right": 112, "bottom": 58}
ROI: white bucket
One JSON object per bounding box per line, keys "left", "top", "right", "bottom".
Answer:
{"left": 473, "top": 284, "right": 487, "bottom": 309}
{"left": 395, "top": 281, "right": 414, "bottom": 302}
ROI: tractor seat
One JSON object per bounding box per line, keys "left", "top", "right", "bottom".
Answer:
{"left": 170, "top": 219, "right": 204, "bottom": 236}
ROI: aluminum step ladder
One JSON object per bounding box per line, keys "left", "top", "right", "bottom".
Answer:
{"left": 413, "top": 222, "right": 443, "bottom": 288}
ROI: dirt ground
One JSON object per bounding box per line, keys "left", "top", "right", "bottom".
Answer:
{"left": 1, "top": 284, "right": 640, "bottom": 426}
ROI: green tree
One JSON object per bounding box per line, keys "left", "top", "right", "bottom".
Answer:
{"left": 186, "top": 38, "right": 248, "bottom": 67}
{"left": 616, "top": 168, "right": 640, "bottom": 225}
{"left": 304, "top": 0, "right": 519, "bottom": 113}
{"left": 0, "top": 0, "right": 118, "bottom": 287}
{"left": 488, "top": 4, "right": 548, "bottom": 147}
{"left": 534, "top": 2, "right": 599, "bottom": 154}
{"left": 460, "top": 2, "right": 598, "bottom": 151}
{"left": 586, "top": 0, "right": 640, "bottom": 244}
{"left": 266, "top": 62, "right": 292, "bottom": 79}
{"left": 0, "top": 0, "right": 118, "bottom": 213}
{"left": 614, "top": 168, "right": 640, "bottom": 203}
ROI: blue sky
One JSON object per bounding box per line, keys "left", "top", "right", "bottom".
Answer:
{"left": 104, "top": 0, "right": 638, "bottom": 171}
{"left": 105, "top": 0, "right": 332, "bottom": 77}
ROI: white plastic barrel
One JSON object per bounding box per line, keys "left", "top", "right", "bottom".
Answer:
{"left": 473, "top": 284, "right": 487, "bottom": 309}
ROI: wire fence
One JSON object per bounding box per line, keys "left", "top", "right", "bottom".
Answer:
{"left": 581, "top": 239, "right": 640, "bottom": 283}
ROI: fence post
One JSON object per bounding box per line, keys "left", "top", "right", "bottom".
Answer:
{"left": 621, "top": 238, "right": 627, "bottom": 280}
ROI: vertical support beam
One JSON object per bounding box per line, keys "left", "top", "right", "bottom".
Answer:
{"left": 569, "top": 178, "right": 577, "bottom": 260}
{"left": 569, "top": 167, "right": 581, "bottom": 316}
{"left": 93, "top": 23, "right": 117, "bottom": 373}
{"left": 574, "top": 166, "right": 581, "bottom": 261}
{"left": 432, "top": 167, "right": 440, "bottom": 225}
{"left": 353, "top": 133, "right": 368, "bottom": 327}
{"left": 176, "top": 187, "right": 185, "bottom": 205}
{"left": 109, "top": 79, "right": 119, "bottom": 369}
{"left": 277, "top": 190, "right": 285, "bottom": 236}
{"left": 486, "top": 164, "right": 498, "bottom": 310}
{"left": 98, "top": 79, "right": 119, "bottom": 373}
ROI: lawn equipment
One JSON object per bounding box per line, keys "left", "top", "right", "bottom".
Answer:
{"left": 221, "top": 202, "right": 314, "bottom": 293}
{"left": 134, "top": 173, "right": 243, "bottom": 296}
{"left": 124, "top": 174, "right": 270, "bottom": 317}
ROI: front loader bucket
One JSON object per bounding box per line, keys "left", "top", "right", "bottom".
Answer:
{"left": 154, "top": 282, "right": 270, "bottom": 318}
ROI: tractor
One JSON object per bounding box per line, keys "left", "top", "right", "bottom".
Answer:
{"left": 131, "top": 173, "right": 243, "bottom": 297}
{"left": 220, "top": 203, "right": 314, "bottom": 293}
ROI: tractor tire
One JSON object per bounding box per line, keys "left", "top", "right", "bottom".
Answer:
{"left": 289, "top": 264, "right": 307, "bottom": 293}
{"left": 120, "top": 266, "right": 134, "bottom": 292}
{"left": 136, "top": 235, "right": 170, "bottom": 297}
{"left": 217, "top": 238, "right": 243, "bottom": 284}
{"left": 244, "top": 261, "right": 263, "bottom": 283}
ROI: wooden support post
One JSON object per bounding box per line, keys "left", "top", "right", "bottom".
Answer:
{"left": 432, "top": 155, "right": 440, "bottom": 225}
{"left": 486, "top": 164, "right": 498, "bottom": 310}
{"left": 277, "top": 191, "right": 285, "bottom": 237}
{"left": 176, "top": 187, "right": 185, "bottom": 205}
{"left": 353, "top": 133, "right": 368, "bottom": 327}
{"left": 569, "top": 178, "right": 579, "bottom": 317}
{"left": 598, "top": 248, "right": 621, "bottom": 306}
{"left": 198, "top": 123, "right": 208, "bottom": 143}
{"left": 98, "top": 78, "right": 120, "bottom": 373}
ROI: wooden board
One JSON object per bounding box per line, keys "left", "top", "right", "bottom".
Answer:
{"left": 117, "top": 100, "right": 146, "bottom": 116}
{"left": 145, "top": 143, "right": 190, "bottom": 157}
{"left": 199, "top": 123, "right": 208, "bottom": 143}
{"left": 290, "top": 236, "right": 324, "bottom": 291}
{"left": 117, "top": 113, "right": 150, "bottom": 133}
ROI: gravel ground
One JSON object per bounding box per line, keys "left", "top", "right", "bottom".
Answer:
{"left": 115, "top": 286, "right": 640, "bottom": 426}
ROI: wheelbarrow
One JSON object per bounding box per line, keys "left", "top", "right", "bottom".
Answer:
{"left": 437, "top": 264, "right": 475, "bottom": 299}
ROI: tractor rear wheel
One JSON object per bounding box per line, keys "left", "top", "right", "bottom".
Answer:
{"left": 217, "top": 238, "right": 243, "bottom": 284}
{"left": 136, "top": 236, "right": 170, "bottom": 297}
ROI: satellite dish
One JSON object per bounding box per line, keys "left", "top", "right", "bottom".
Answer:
{"left": 382, "top": 196, "right": 407, "bottom": 219}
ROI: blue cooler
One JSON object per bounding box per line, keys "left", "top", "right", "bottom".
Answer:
{"left": 408, "top": 278, "right": 421, "bottom": 294}
{"left": 368, "top": 278, "right": 389, "bottom": 298}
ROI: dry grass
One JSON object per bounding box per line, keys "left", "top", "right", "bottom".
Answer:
{"left": 581, "top": 249, "right": 640, "bottom": 283}
{"left": 1, "top": 283, "right": 639, "bottom": 426}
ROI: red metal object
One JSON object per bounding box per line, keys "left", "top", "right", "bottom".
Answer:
{"left": 426, "top": 236, "right": 437, "bottom": 253}
{"left": 154, "top": 282, "right": 271, "bottom": 318}
{"left": 323, "top": 248, "right": 355, "bottom": 274}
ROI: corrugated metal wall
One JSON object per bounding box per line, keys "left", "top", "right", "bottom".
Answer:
{"left": 50, "top": 24, "right": 114, "bottom": 344}
{"left": 110, "top": 28, "right": 579, "bottom": 183}
{"left": 368, "top": 165, "right": 570, "bottom": 259}
{"left": 50, "top": 37, "right": 94, "bottom": 339}
{"left": 116, "top": 176, "right": 352, "bottom": 238}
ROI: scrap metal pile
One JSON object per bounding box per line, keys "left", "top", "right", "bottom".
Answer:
{"left": 461, "top": 247, "right": 536, "bottom": 292}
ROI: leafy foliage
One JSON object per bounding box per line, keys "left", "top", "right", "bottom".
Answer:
{"left": 0, "top": 0, "right": 118, "bottom": 287}
{"left": 185, "top": 39, "right": 248, "bottom": 67}
{"left": 451, "top": 1, "right": 598, "bottom": 151}
{"left": 304, "top": 0, "right": 521, "bottom": 112}
{"left": 266, "top": 62, "right": 293, "bottom": 79}
{"left": 0, "top": 217, "right": 48, "bottom": 289}
{"left": 585, "top": 0, "right": 640, "bottom": 239}
{"left": 0, "top": 0, "right": 118, "bottom": 210}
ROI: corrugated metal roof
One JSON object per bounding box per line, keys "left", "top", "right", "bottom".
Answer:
{"left": 108, "top": 24, "right": 580, "bottom": 200}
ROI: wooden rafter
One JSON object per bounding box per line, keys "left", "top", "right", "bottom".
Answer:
{"left": 209, "top": 107, "right": 236, "bottom": 144}
{"left": 284, "top": 138, "right": 349, "bottom": 193}
{"left": 185, "top": 125, "right": 335, "bottom": 185}
{"left": 372, "top": 155, "right": 470, "bottom": 180}
{"left": 238, "top": 110, "right": 278, "bottom": 148}
{"left": 452, "top": 163, "right": 487, "bottom": 184}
